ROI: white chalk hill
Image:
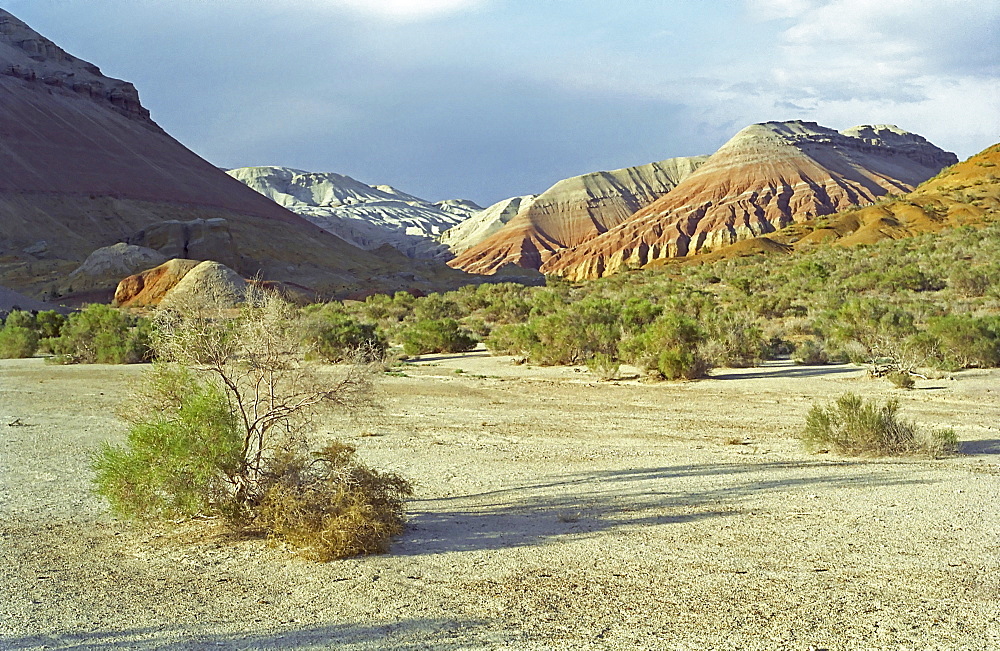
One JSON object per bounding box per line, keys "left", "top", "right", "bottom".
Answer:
{"left": 227, "top": 166, "right": 481, "bottom": 259}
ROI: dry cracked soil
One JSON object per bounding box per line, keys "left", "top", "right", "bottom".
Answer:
{"left": 1, "top": 350, "right": 998, "bottom": 650}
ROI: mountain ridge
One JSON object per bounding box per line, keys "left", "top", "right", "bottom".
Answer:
{"left": 541, "top": 121, "right": 958, "bottom": 280}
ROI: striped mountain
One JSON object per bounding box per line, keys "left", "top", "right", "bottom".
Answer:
{"left": 541, "top": 121, "right": 958, "bottom": 280}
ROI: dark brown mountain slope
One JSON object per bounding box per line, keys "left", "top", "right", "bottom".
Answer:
{"left": 0, "top": 9, "right": 463, "bottom": 299}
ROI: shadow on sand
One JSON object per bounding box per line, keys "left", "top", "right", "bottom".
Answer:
{"left": 959, "top": 439, "right": 1000, "bottom": 455}
{"left": 398, "top": 460, "right": 935, "bottom": 555}
{"left": 710, "top": 363, "right": 860, "bottom": 381}
{"left": 1, "top": 619, "right": 498, "bottom": 650}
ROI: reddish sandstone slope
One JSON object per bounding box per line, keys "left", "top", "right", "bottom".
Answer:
{"left": 0, "top": 9, "right": 460, "bottom": 298}
{"left": 448, "top": 156, "right": 707, "bottom": 274}
{"left": 542, "top": 121, "right": 957, "bottom": 280}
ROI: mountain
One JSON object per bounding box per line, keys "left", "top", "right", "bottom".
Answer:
{"left": 542, "top": 121, "right": 958, "bottom": 280}
{"left": 438, "top": 195, "right": 538, "bottom": 254}
{"left": 445, "top": 156, "right": 708, "bottom": 275}
{"left": 226, "top": 166, "right": 480, "bottom": 259}
{"left": 0, "top": 9, "right": 467, "bottom": 300}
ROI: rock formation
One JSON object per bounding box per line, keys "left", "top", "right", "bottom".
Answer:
{"left": 447, "top": 156, "right": 707, "bottom": 274}
{"left": 66, "top": 243, "right": 168, "bottom": 294}
{"left": 158, "top": 261, "right": 247, "bottom": 310}
{"left": 226, "top": 167, "right": 480, "bottom": 259}
{"left": 113, "top": 259, "right": 202, "bottom": 308}
{"left": 0, "top": 9, "right": 471, "bottom": 300}
{"left": 438, "top": 195, "right": 538, "bottom": 254}
{"left": 542, "top": 121, "right": 958, "bottom": 280}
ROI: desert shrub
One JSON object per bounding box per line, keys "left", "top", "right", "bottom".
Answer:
{"left": 94, "top": 289, "right": 411, "bottom": 560}
{"left": 3, "top": 309, "right": 35, "bottom": 330}
{"left": 702, "top": 311, "right": 769, "bottom": 368}
{"left": 302, "top": 310, "right": 386, "bottom": 363}
{"left": 618, "top": 298, "right": 663, "bottom": 334}
{"left": 0, "top": 325, "right": 39, "bottom": 358}
{"left": 949, "top": 265, "right": 999, "bottom": 298}
{"left": 47, "top": 304, "right": 151, "bottom": 364}
{"left": 920, "top": 315, "right": 1000, "bottom": 370}
{"left": 412, "top": 293, "right": 462, "bottom": 322}
{"left": 620, "top": 314, "right": 710, "bottom": 380}
{"left": 400, "top": 318, "right": 477, "bottom": 355}
{"left": 887, "top": 371, "right": 916, "bottom": 389}
{"left": 792, "top": 338, "right": 829, "bottom": 365}
{"left": 586, "top": 352, "right": 620, "bottom": 380}
{"left": 253, "top": 441, "right": 412, "bottom": 561}
{"left": 484, "top": 323, "right": 537, "bottom": 358}
{"left": 801, "top": 393, "right": 957, "bottom": 457}
{"left": 526, "top": 299, "right": 621, "bottom": 365}
{"left": 93, "top": 368, "right": 242, "bottom": 520}
{"left": 828, "top": 300, "right": 917, "bottom": 364}
{"left": 34, "top": 310, "right": 66, "bottom": 339}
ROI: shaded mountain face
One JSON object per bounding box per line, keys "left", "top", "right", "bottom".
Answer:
{"left": 446, "top": 156, "right": 708, "bottom": 275}
{"left": 227, "top": 167, "right": 480, "bottom": 259}
{"left": 0, "top": 9, "right": 465, "bottom": 299}
{"left": 542, "top": 121, "right": 958, "bottom": 280}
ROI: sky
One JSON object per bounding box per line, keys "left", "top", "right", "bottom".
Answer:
{"left": 5, "top": 0, "right": 999, "bottom": 206}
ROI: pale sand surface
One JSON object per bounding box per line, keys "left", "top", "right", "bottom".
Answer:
{"left": 1, "top": 351, "right": 997, "bottom": 650}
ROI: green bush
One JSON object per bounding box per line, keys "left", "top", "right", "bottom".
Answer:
{"left": 93, "top": 369, "right": 243, "bottom": 520}
{"left": 0, "top": 325, "right": 39, "bottom": 358}
{"left": 801, "top": 393, "right": 957, "bottom": 457}
{"left": 703, "top": 311, "right": 768, "bottom": 368}
{"left": 791, "top": 338, "right": 829, "bottom": 365}
{"left": 400, "top": 318, "right": 477, "bottom": 356}
{"left": 922, "top": 315, "right": 1000, "bottom": 370}
{"left": 48, "top": 304, "right": 152, "bottom": 364}
{"left": 585, "top": 352, "right": 620, "bottom": 380}
{"left": 302, "top": 310, "right": 386, "bottom": 363}
{"left": 526, "top": 299, "right": 621, "bottom": 365}
{"left": 887, "top": 371, "right": 916, "bottom": 389}
{"left": 484, "top": 323, "right": 536, "bottom": 357}
{"left": 3, "top": 309, "right": 35, "bottom": 330}
{"left": 620, "top": 314, "right": 710, "bottom": 380}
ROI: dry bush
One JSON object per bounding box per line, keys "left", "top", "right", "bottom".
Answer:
{"left": 801, "top": 393, "right": 957, "bottom": 457}
{"left": 94, "top": 286, "right": 411, "bottom": 560}
{"left": 252, "top": 442, "right": 412, "bottom": 561}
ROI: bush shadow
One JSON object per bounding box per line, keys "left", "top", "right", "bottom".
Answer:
{"left": 1, "top": 618, "right": 496, "bottom": 650}
{"left": 959, "top": 439, "right": 1000, "bottom": 455}
{"left": 399, "top": 460, "right": 934, "bottom": 555}
{"left": 710, "top": 364, "right": 860, "bottom": 381}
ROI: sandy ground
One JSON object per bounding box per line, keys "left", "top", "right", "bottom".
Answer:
{"left": 0, "top": 351, "right": 998, "bottom": 650}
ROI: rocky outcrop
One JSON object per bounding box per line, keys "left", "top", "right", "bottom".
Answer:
{"left": 0, "top": 10, "right": 153, "bottom": 126}
{"left": 447, "top": 156, "right": 707, "bottom": 274}
{"left": 127, "top": 218, "right": 239, "bottom": 269}
{"left": 65, "top": 243, "right": 168, "bottom": 294}
{"left": 226, "top": 166, "right": 480, "bottom": 259}
{"left": 0, "top": 9, "right": 474, "bottom": 300}
{"left": 113, "top": 259, "right": 201, "bottom": 308}
{"left": 543, "top": 121, "right": 958, "bottom": 280}
{"left": 159, "top": 261, "right": 247, "bottom": 310}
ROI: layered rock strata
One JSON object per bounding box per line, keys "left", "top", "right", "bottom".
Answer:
{"left": 542, "top": 121, "right": 958, "bottom": 280}
{"left": 447, "top": 156, "right": 708, "bottom": 274}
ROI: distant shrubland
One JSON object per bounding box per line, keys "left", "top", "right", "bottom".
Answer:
{"left": 2, "top": 221, "right": 998, "bottom": 384}
{"left": 309, "top": 221, "right": 1000, "bottom": 381}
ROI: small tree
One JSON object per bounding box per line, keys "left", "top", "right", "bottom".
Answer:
{"left": 94, "top": 288, "right": 412, "bottom": 560}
